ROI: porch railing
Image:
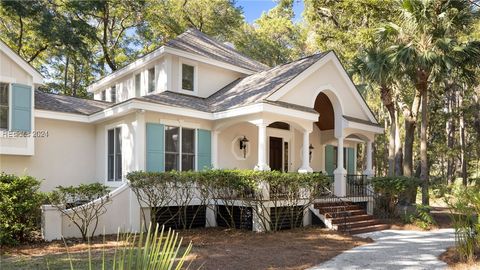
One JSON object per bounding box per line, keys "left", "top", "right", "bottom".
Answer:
{"left": 346, "top": 174, "right": 370, "bottom": 197}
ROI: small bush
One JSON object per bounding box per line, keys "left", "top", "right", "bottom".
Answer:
{"left": 0, "top": 173, "right": 45, "bottom": 245}
{"left": 403, "top": 205, "right": 436, "bottom": 230}
{"left": 49, "top": 183, "right": 110, "bottom": 241}
{"left": 445, "top": 186, "right": 480, "bottom": 262}
{"left": 371, "top": 176, "right": 421, "bottom": 217}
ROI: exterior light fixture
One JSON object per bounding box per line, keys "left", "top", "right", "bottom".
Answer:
{"left": 239, "top": 136, "right": 249, "bottom": 158}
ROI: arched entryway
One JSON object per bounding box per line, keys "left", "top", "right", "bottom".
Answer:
{"left": 314, "top": 92, "right": 335, "bottom": 131}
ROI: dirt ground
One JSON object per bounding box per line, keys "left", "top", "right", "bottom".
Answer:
{"left": 439, "top": 246, "right": 480, "bottom": 270}
{"left": 1, "top": 227, "right": 370, "bottom": 270}
{"left": 387, "top": 207, "right": 455, "bottom": 231}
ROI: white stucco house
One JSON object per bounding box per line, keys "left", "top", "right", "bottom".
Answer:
{"left": 0, "top": 29, "right": 384, "bottom": 238}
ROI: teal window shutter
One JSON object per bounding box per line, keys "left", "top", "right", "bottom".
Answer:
{"left": 11, "top": 83, "right": 32, "bottom": 132}
{"left": 347, "top": 147, "right": 355, "bottom": 175}
{"left": 197, "top": 129, "right": 211, "bottom": 171}
{"left": 325, "top": 145, "right": 335, "bottom": 175}
{"left": 146, "top": 123, "right": 164, "bottom": 172}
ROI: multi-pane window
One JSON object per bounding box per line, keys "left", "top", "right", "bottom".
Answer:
{"left": 135, "top": 73, "right": 141, "bottom": 96}
{"left": 108, "top": 127, "right": 122, "bottom": 181}
{"left": 148, "top": 68, "right": 155, "bottom": 93}
{"left": 111, "top": 86, "right": 116, "bottom": 103}
{"left": 101, "top": 90, "right": 106, "bottom": 101}
{"left": 181, "top": 64, "right": 194, "bottom": 91}
{"left": 0, "top": 83, "right": 8, "bottom": 129}
{"left": 164, "top": 126, "right": 195, "bottom": 171}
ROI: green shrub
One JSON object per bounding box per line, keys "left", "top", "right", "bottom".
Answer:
{"left": 445, "top": 185, "right": 480, "bottom": 262}
{"left": 127, "top": 170, "right": 328, "bottom": 231}
{"left": 49, "top": 223, "right": 192, "bottom": 270}
{"left": 371, "top": 176, "right": 421, "bottom": 217}
{"left": 49, "top": 183, "right": 110, "bottom": 241}
{"left": 0, "top": 173, "right": 45, "bottom": 245}
{"left": 402, "top": 204, "right": 436, "bottom": 230}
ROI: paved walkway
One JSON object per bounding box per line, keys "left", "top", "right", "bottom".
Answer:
{"left": 310, "top": 228, "right": 455, "bottom": 270}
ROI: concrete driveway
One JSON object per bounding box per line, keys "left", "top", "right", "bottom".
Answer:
{"left": 310, "top": 228, "right": 455, "bottom": 270}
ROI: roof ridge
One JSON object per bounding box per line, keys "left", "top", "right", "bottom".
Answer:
{"left": 184, "top": 28, "right": 270, "bottom": 69}
{"left": 36, "top": 90, "right": 113, "bottom": 104}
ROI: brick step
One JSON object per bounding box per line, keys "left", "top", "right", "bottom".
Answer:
{"left": 337, "top": 219, "right": 381, "bottom": 230}
{"left": 315, "top": 204, "right": 362, "bottom": 212}
{"left": 331, "top": 214, "right": 375, "bottom": 224}
{"left": 347, "top": 223, "right": 391, "bottom": 234}
{"left": 324, "top": 209, "right": 366, "bottom": 218}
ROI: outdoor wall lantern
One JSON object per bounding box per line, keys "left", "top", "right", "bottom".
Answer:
{"left": 309, "top": 144, "right": 314, "bottom": 162}
{"left": 239, "top": 136, "right": 249, "bottom": 158}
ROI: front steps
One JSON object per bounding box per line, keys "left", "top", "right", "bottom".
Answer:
{"left": 311, "top": 202, "right": 390, "bottom": 234}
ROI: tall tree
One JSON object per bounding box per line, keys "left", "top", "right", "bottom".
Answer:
{"left": 380, "top": 0, "right": 480, "bottom": 204}
{"left": 233, "top": 0, "right": 306, "bottom": 66}
{"left": 139, "top": 0, "right": 243, "bottom": 51}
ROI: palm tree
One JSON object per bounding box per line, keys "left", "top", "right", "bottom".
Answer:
{"left": 379, "top": 0, "right": 480, "bottom": 205}
{"left": 352, "top": 47, "right": 399, "bottom": 177}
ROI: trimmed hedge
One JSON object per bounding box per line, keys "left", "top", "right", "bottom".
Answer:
{"left": 371, "top": 176, "right": 421, "bottom": 217}
{"left": 127, "top": 170, "right": 329, "bottom": 231}
{"left": 0, "top": 173, "right": 45, "bottom": 245}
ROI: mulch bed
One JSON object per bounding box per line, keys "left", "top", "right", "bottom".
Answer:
{"left": 1, "top": 227, "right": 371, "bottom": 270}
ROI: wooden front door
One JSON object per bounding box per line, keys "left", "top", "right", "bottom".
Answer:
{"left": 269, "top": 137, "right": 283, "bottom": 171}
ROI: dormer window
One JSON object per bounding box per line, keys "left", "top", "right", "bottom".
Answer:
{"left": 182, "top": 64, "right": 195, "bottom": 91}
{"left": 111, "top": 86, "right": 116, "bottom": 103}
{"left": 148, "top": 68, "right": 155, "bottom": 93}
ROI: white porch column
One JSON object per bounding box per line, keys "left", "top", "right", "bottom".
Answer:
{"left": 211, "top": 130, "right": 219, "bottom": 169}
{"left": 254, "top": 122, "right": 270, "bottom": 171}
{"left": 363, "top": 140, "right": 374, "bottom": 178}
{"left": 298, "top": 129, "right": 313, "bottom": 173}
{"left": 334, "top": 136, "right": 347, "bottom": 196}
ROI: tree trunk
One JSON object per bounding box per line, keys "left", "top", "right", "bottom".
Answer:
{"left": 446, "top": 85, "right": 456, "bottom": 184}
{"left": 394, "top": 108, "right": 403, "bottom": 176}
{"left": 420, "top": 89, "right": 429, "bottom": 206}
{"left": 64, "top": 55, "right": 69, "bottom": 95}
{"left": 458, "top": 89, "right": 467, "bottom": 185}
{"left": 381, "top": 86, "right": 396, "bottom": 176}
{"left": 402, "top": 90, "right": 421, "bottom": 178}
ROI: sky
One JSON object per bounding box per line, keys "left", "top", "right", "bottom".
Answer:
{"left": 236, "top": 0, "right": 304, "bottom": 23}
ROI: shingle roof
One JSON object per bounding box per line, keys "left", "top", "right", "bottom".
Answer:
{"left": 166, "top": 28, "right": 269, "bottom": 72}
{"left": 35, "top": 91, "right": 112, "bottom": 115}
{"left": 207, "top": 53, "right": 328, "bottom": 112}
{"left": 135, "top": 91, "right": 210, "bottom": 112}
{"left": 35, "top": 52, "right": 329, "bottom": 117}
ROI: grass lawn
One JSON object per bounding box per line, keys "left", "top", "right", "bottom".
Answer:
{"left": 1, "top": 227, "right": 370, "bottom": 270}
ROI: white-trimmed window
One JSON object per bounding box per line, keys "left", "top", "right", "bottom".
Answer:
{"left": 0, "top": 83, "right": 9, "bottom": 129}
{"left": 148, "top": 68, "right": 155, "bottom": 93}
{"left": 111, "top": 86, "right": 116, "bottom": 103}
{"left": 107, "top": 127, "right": 122, "bottom": 181}
{"left": 164, "top": 126, "right": 195, "bottom": 171}
{"left": 135, "top": 73, "right": 141, "bottom": 96}
{"left": 181, "top": 64, "right": 195, "bottom": 91}
{"left": 101, "top": 90, "right": 106, "bottom": 101}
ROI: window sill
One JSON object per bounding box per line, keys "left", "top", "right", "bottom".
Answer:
{"left": 104, "top": 180, "right": 124, "bottom": 188}
{"left": 178, "top": 89, "right": 197, "bottom": 96}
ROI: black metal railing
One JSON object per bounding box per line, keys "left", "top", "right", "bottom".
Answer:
{"left": 346, "top": 174, "right": 370, "bottom": 197}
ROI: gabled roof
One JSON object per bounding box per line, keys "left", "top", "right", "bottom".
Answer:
{"left": 35, "top": 91, "right": 112, "bottom": 115}
{"left": 87, "top": 29, "right": 269, "bottom": 92}
{"left": 0, "top": 40, "right": 44, "bottom": 85}
{"left": 38, "top": 53, "right": 329, "bottom": 115}
{"left": 166, "top": 29, "right": 269, "bottom": 72}
{"left": 207, "top": 52, "right": 328, "bottom": 112}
